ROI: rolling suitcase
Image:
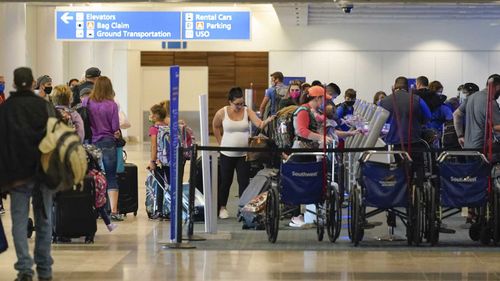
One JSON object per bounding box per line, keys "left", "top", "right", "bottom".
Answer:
{"left": 238, "top": 168, "right": 274, "bottom": 229}
{"left": 53, "top": 175, "right": 97, "bottom": 243}
{"left": 118, "top": 163, "right": 139, "bottom": 216}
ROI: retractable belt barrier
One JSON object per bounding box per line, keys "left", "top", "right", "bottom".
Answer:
{"left": 179, "top": 144, "right": 500, "bottom": 243}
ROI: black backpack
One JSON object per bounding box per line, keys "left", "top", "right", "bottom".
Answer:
{"left": 75, "top": 101, "right": 92, "bottom": 143}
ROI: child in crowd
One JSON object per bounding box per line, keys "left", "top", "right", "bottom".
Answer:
{"left": 86, "top": 145, "right": 117, "bottom": 232}
{"left": 148, "top": 104, "right": 170, "bottom": 219}
{"left": 91, "top": 169, "right": 118, "bottom": 232}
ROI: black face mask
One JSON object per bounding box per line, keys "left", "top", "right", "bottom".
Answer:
{"left": 345, "top": 100, "right": 355, "bottom": 107}
{"left": 44, "top": 87, "right": 53, "bottom": 95}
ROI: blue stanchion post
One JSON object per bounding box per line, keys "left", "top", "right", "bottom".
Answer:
{"left": 169, "top": 65, "right": 180, "bottom": 242}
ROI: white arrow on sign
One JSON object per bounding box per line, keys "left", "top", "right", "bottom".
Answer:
{"left": 61, "top": 12, "right": 74, "bottom": 24}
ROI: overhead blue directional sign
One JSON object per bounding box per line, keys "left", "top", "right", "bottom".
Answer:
{"left": 55, "top": 10, "right": 250, "bottom": 41}
{"left": 56, "top": 11, "right": 181, "bottom": 40}
{"left": 181, "top": 11, "right": 250, "bottom": 40}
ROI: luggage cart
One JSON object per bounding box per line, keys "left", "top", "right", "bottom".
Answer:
{"left": 265, "top": 152, "right": 342, "bottom": 243}
{"left": 428, "top": 151, "right": 497, "bottom": 245}
{"left": 349, "top": 150, "right": 423, "bottom": 246}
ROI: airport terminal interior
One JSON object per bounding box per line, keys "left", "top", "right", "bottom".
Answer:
{"left": 2, "top": 0, "right": 500, "bottom": 280}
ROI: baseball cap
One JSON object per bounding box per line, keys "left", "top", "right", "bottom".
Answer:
{"left": 36, "top": 75, "right": 52, "bottom": 89}
{"left": 308, "top": 86, "right": 332, "bottom": 99}
{"left": 14, "top": 67, "right": 34, "bottom": 89}
{"left": 85, "top": 67, "right": 101, "bottom": 78}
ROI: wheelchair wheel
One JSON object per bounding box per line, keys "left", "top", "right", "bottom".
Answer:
{"left": 480, "top": 225, "right": 491, "bottom": 245}
{"left": 427, "top": 184, "right": 439, "bottom": 246}
{"left": 347, "top": 189, "right": 353, "bottom": 240}
{"left": 412, "top": 186, "right": 425, "bottom": 246}
{"left": 469, "top": 222, "right": 481, "bottom": 241}
{"left": 351, "top": 187, "right": 363, "bottom": 246}
{"left": 265, "top": 186, "right": 280, "bottom": 243}
{"left": 493, "top": 188, "right": 500, "bottom": 245}
{"left": 326, "top": 186, "right": 342, "bottom": 243}
{"left": 316, "top": 203, "right": 325, "bottom": 242}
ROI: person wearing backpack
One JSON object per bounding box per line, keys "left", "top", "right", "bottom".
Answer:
{"left": 50, "top": 85, "right": 84, "bottom": 142}
{"left": 73, "top": 87, "right": 93, "bottom": 144}
{"left": 213, "top": 87, "right": 273, "bottom": 219}
{"left": 0, "top": 67, "right": 56, "bottom": 281}
{"left": 83, "top": 76, "right": 122, "bottom": 221}
{"left": 292, "top": 86, "right": 334, "bottom": 158}
{"left": 148, "top": 104, "right": 170, "bottom": 219}
{"left": 259, "top": 71, "right": 287, "bottom": 119}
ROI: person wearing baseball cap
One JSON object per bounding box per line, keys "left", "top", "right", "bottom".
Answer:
{"left": 292, "top": 85, "right": 333, "bottom": 153}
{"left": 35, "top": 74, "right": 52, "bottom": 101}
{"left": 0, "top": 67, "right": 56, "bottom": 281}
{"left": 71, "top": 67, "right": 101, "bottom": 107}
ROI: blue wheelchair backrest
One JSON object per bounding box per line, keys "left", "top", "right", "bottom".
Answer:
{"left": 280, "top": 161, "right": 324, "bottom": 205}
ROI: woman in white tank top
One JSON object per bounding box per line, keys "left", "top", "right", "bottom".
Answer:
{"left": 212, "top": 87, "right": 274, "bottom": 219}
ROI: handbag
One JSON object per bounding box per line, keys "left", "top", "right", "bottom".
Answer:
{"left": 116, "top": 146, "right": 126, "bottom": 173}
{"left": 247, "top": 134, "right": 272, "bottom": 162}
{"left": 0, "top": 216, "right": 8, "bottom": 254}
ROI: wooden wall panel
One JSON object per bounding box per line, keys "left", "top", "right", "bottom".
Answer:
{"left": 140, "top": 51, "right": 269, "bottom": 134}
{"left": 174, "top": 52, "right": 208, "bottom": 66}
{"left": 235, "top": 52, "right": 268, "bottom": 67}
{"left": 141, "top": 51, "right": 174, "bottom": 66}
{"left": 235, "top": 52, "right": 269, "bottom": 109}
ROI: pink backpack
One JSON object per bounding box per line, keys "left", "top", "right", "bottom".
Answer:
{"left": 88, "top": 169, "right": 107, "bottom": 208}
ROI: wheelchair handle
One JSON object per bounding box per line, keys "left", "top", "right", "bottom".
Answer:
{"left": 284, "top": 152, "right": 325, "bottom": 163}
{"left": 359, "top": 150, "right": 412, "bottom": 163}
{"left": 437, "top": 151, "right": 489, "bottom": 163}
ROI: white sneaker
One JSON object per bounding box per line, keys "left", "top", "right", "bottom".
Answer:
{"left": 291, "top": 215, "right": 304, "bottom": 225}
{"left": 289, "top": 221, "right": 303, "bottom": 228}
{"left": 106, "top": 223, "right": 118, "bottom": 232}
{"left": 219, "top": 208, "right": 229, "bottom": 219}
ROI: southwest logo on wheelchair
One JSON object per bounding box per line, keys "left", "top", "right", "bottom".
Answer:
{"left": 292, "top": 171, "right": 318, "bottom": 177}
{"left": 378, "top": 175, "right": 397, "bottom": 187}
{"left": 450, "top": 176, "right": 478, "bottom": 183}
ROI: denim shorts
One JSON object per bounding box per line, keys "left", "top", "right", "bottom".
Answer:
{"left": 95, "top": 138, "right": 118, "bottom": 190}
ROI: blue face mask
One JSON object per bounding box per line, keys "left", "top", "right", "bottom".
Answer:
{"left": 0, "top": 84, "right": 4, "bottom": 93}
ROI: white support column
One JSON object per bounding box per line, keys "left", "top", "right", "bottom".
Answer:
{"left": 35, "top": 6, "right": 64, "bottom": 84}
{"left": 0, "top": 3, "right": 27, "bottom": 95}
{"left": 199, "top": 94, "right": 217, "bottom": 233}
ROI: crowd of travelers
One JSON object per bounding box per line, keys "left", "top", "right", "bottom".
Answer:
{"left": 1, "top": 65, "right": 499, "bottom": 281}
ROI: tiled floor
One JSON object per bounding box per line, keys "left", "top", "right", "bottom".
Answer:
{"left": 1, "top": 143, "right": 500, "bottom": 281}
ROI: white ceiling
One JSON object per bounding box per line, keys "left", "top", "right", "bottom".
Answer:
{"left": 273, "top": 2, "right": 500, "bottom": 25}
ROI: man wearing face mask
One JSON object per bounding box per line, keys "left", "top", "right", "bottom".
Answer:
{"left": 326, "top": 83, "right": 341, "bottom": 105}
{"left": 35, "top": 75, "right": 52, "bottom": 101}
{"left": 463, "top": 74, "right": 500, "bottom": 154}
{"left": 335, "top": 88, "right": 357, "bottom": 132}
{"left": 453, "top": 83, "right": 480, "bottom": 147}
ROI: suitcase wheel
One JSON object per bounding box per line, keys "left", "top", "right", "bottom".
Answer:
{"left": 134, "top": 211, "right": 137, "bottom": 216}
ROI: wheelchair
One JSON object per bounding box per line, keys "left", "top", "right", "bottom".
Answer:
{"left": 349, "top": 150, "right": 423, "bottom": 246}
{"left": 427, "top": 151, "right": 499, "bottom": 245}
{"left": 265, "top": 152, "right": 342, "bottom": 243}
